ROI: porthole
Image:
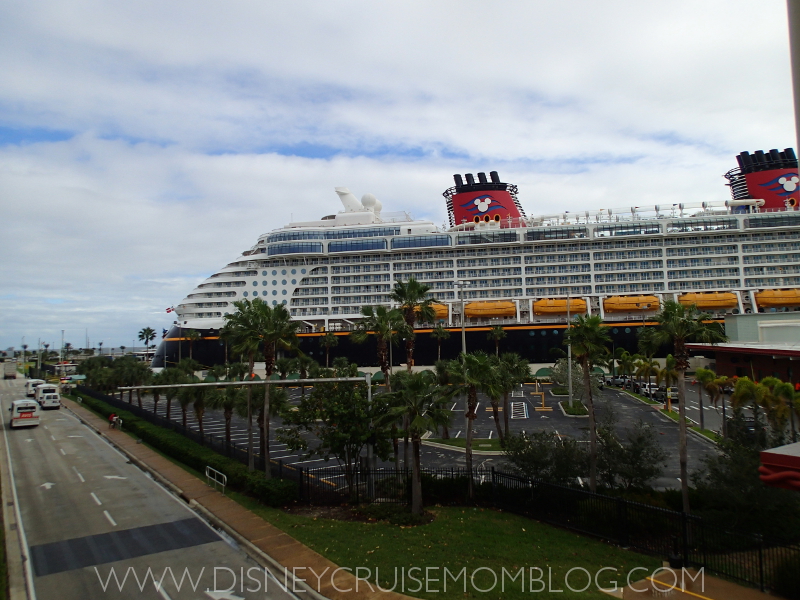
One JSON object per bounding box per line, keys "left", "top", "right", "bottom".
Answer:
{"left": 541, "top": 331, "right": 546, "bottom": 336}
{"left": 282, "top": 269, "right": 287, "bottom": 275}
{"left": 272, "top": 280, "right": 277, "bottom": 286}
{"left": 272, "top": 300, "right": 277, "bottom": 306}
{"left": 282, "top": 290, "right": 287, "bottom": 295}
{"left": 291, "top": 279, "right": 296, "bottom": 284}
{"left": 291, "top": 269, "right": 296, "bottom": 274}
{"left": 282, "top": 300, "right": 287, "bottom": 305}
{"left": 252, "top": 281, "right": 257, "bottom": 286}
{"left": 301, "top": 269, "right": 307, "bottom": 274}
{"left": 262, "top": 271, "right": 267, "bottom": 276}
{"left": 272, "top": 270, "right": 277, "bottom": 275}
{"left": 553, "top": 330, "right": 559, "bottom": 335}
{"left": 272, "top": 290, "right": 277, "bottom": 296}
{"left": 625, "top": 328, "right": 631, "bottom": 333}
{"left": 243, "top": 292, "right": 248, "bottom": 297}
{"left": 282, "top": 279, "right": 287, "bottom": 285}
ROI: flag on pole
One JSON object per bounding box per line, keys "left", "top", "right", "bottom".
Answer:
{"left": 166, "top": 307, "right": 174, "bottom": 313}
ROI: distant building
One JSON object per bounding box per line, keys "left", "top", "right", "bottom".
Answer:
{"left": 688, "top": 312, "right": 800, "bottom": 385}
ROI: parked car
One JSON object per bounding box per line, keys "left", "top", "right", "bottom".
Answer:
{"left": 607, "top": 375, "right": 626, "bottom": 386}
{"left": 639, "top": 383, "right": 659, "bottom": 397}
{"left": 654, "top": 386, "right": 678, "bottom": 402}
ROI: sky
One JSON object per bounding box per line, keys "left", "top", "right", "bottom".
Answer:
{"left": 0, "top": 0, "right": 796, "bottom": 351}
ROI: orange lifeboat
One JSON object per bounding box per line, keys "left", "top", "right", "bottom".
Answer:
{"left": 603, "top": 295, "right": 659, "bottom": 313}
{"left": 417, "top": 303, "right": 448, "bottom": 319}
{"left": 678, "top": 292, "right": 738, "bottom": 309}
{"left": 464, "top": 301, "right": 516, "bottom": 318}
{"left": 755, "top": 289, "right": 800, "bottom": 308}
{"left": 533, "top": 298, "right": 587, "bottom": 315}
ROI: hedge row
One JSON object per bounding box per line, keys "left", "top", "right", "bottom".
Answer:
{"left": 73, "top": 392, "right": 297, "bottom": 506}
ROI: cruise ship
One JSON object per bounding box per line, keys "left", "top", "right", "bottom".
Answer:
{"left": 153, "top": 149, "right": 800, "bottom": 369}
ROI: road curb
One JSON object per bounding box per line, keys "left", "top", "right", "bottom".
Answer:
{"left": 0, "top": 400, "right": 33, "bottom": 600}
{"left": 421, "top": 439, "right": 504, "bottom": 455}
{"left": 619, "top": 391, "right": 719, "bottom": 446}
{"left": 189, "top": 500, "right": 331, "bottom": 600}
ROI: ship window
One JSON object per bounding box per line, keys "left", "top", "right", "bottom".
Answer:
{"left": 391, "top": 235, "right": 451, "bottom": 249}
{"left": 267, "top": 242, "right": 324, "bottom": 256}
{"left": 267, "top": 231, "right": 326, "bottom": 243}
{"left": 272, "top": 300, "right": 277, "bottom": 305}
{"left": 252, "top": 281, "right": 257, "bottom": 286}
{"left": 291, "top": 269, "right": 296, "bottom": 274}
{"left": 325, "top": 227, "right": 401, "bottom": 239}
{"left": 273, "top": 270, "right": 277, "bottom": 275}
{"left": 272, "top": 290, "right": 277, "bottom": 295}
{"left": 667, "top": 218, "right": 738, "bottom": 233}
{"left": 262, "top": 281, "right": 267, "bottom": 285}
{"left": 329, "top": 239, "right": 388, "bottom": 252}
{"left": 595, "top": 224, "right": 661, "bottom": 237}
{"left": 457, "top": 231, "right": 518, "bottom": 245}
{"left": 291, "top": 279, "right": 296, "bottom": 284}
{"left": 282, "top": 279, "right": 287, "bottom": 285}
{"left": 262, "top": 271, "right": 267, "bottom": 276}
{"left": 282, "top": 269, "right": 287, "bottom": 274}
{"left": 526, "top": 227, "right": 587, "bottom": 241}
{"left": 273, "top": 280, "right": 277, "bottom": 285}
{"left": 745, "top": 213, "right": 800, "bottom": 229}
{"left": 301, "top": 269, "right": 307, "bottom": 274}
{"left": 282, "top": 290, "right": 287, "bottom": 295}
{"left": 243, "top": 292, "right": 248, "bottom": 297}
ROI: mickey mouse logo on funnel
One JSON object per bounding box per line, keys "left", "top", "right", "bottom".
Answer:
{"left": 444, "top": 171, "right": 526, "bottom": 226}
{"left": 725, "top": 148, "right": 800, "bottom": 210}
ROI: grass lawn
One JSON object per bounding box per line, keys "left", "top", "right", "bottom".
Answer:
{"left": 560, "top": 400, "right": 588, "bottom": 416}
{"left": 231, "top": 493, "right": 661, "bottom": 600}
{"left": 428, "top": 438, "right": 504, "bottom": 451}
{"left": 622, "top": 391, "right": 661, "bottom": 405}
{"left": 660, "top": 409, "right": 694, "bottom": 425}
{"left": 690, "top": 427, "right": 721, "bottom": 443}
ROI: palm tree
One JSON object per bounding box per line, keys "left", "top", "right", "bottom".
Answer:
{"left": 379, "top": 370, "right": 452, "bottom": 515}
{"left": 184, "top": 329, "right": 201, "bottom": 360}
{"left": 498, "top": 353, "right": 530, "bottom": 440}
{"left": 635, "top": 358, "right": 659, "bottom": 395}
{"left": 138, "top": 327, "right": 157, "bottom": 359}
{"left": 389, "top": 277, "right": 435, "bottom": 371}
{"left": 563, "top": 315, "right": 610, "bottom": 492}
{"left": 351, "top": 305, "right": 405, "bottom": 389}
{"left": 447, "top": 351, "right": 494, "bottom": 498}
{"left": 649, "top": 300, "right": 726, "bottom": 513}
{"left": 292, "top": 355, "right": 316, "bottom": 398}
{"left": 275, "top": 357, "right": 293, "bottom": 379}
{"left": 221, "top": 298, "right": 265, "bottom": 472}
{"left": 255, "top": 301, "right": 300, "bottom": 478}
{"left": 773, "top": 381, "right": 798, "bottom": 442}
{"left": 209, "top": 384, "right": 247, "bottom": 445}
{"left": 705, "top": 375, "right": 732, "bottom": 437}
{"left": 318, "top": 332, "right": 338, "bottom": 368}
{"left": 430, "top": 324, "right": 451, "bottom": 362}
{"left": 695, "top": 367, "right": 717, "bottom": 432}
{"left": 160, "top": 367, "right": 185, "bottom": 420}
{"left": 617, "top": 351, "right": 636, "bottom": 379}
{"left": 486, "top": 326, "right": 507, "bottom": 357}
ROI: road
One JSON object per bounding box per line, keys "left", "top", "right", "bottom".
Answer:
{"left": 1, "top": 378, "right": 300, "bottom": 600}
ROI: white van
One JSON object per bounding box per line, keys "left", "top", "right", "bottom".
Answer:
{"left": 25, "top": 379, "right": 45, "bottom": 397}
{"left": 8, "top": 400, "right": 41, "bottom": 428}
{"left": 34, "top": 384, "right": 61, "bottom": 409}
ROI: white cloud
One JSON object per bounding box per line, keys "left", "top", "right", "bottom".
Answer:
{"left": 0, "top": 0, "right": 796, "bottom": 349}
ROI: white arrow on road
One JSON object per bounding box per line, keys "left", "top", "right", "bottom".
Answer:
{"left": 40, "top": 482, "right": 55, "bottom": 490}
{"left": 25, "top": 439, "right": 33, "bottom": 443}
{"left": 205, "top": 591, "right": 245, "bottom": 600}
{"left": 103, "top": 475, "right": 127, "bottom": 480}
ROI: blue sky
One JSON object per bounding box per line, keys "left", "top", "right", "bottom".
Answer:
{"left": 0, "top": 0, "right": 796, "bottom": 350}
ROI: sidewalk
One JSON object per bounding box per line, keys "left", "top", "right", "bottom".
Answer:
{"left": 62, "top": 397, "right": 415, "bottom": 600}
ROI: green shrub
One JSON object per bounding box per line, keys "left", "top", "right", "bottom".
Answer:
{"left": 551, "top": 386, "right": 568, "bottom": 395}
{"left": 560, "top": 400, "right": 588, "bottom": 415}
{"left": 73, "top": 392, "right": 297, "bottom": 505}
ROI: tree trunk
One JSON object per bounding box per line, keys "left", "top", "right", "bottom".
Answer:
{"left": 403, "top": 416, "right": 409, "bottom": 471}
{"left": 263, "top": 382, "right": 271, "bottom": 478}
{"left": 198, "top": 408, "right": 204, "bottom": 439}
{"left": 676, "top": 372, "right": 691, "bottom": 513}
{"left": 137, "top": 388, "right": 142, "bottom": 409}
{"left": 583, "top": 357, "right": 597, "bottom": 493}
{"left": 166, "top": 397, "right": 172, "bottom": 421}
{"left": 437, "top": 342, "right": 441, "bottom": 362}
{"left": 225, "top": 409, "right": 232, "bottom": 445}
{"left": 490, "top": 400, "right": 504, "bottom": 445}
{"left": 465, "top": 387, "right": 477, "bottom": 499}
{"left": 697, "top": 381, "right": 705, "bottom": 431}
{"left": 411, "top": 436, "right": 423, "bottom": 515}
{"left": 246, "top": 356, "right": 254, "bottom": 472}
{"left": 128, "top": 389, "right": 133, "bottom": 403}
{"left": 503, "top": 390, "right": 510, "bottom": 440}
{"left": 182, "top": 406, "right": 187, "bottom": 428}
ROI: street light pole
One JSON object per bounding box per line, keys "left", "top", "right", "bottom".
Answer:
{"left": 455, "top": 281, "right": 467, "bottom": 354}
{"left": 567, "top": 295, "right": 573, "bottom": 404}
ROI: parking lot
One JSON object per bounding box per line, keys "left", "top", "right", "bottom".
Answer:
{"left": 134, "top": 379, "right": 719, "bottom": 490}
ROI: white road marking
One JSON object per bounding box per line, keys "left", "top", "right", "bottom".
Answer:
{"left": 103, "top": 475, "right": 127, "bottom": 480}
{"left": 59, "top": 448, "right": 66, "bottom": 456}
{"left": 50, "top": 435, "right": 55, "bottom": 441}
{"left": 43, "top": 425, "right": 48, "bottom": 430}
{"left": 455, "top": 430, "right": 462, "bottom": 438}
{"left": 67, "top": 435, "right": 83, "bottom": 438}
{"left": 488, "top": 431, "right": 493, "bottom": 439}
{"left": 90, "top": 492, "right": 102, "bottom": 506}
{"left": 25, "top": 439, "right": 33, "bottom": 443}
{"left": 40, "top": 482, "right": 55, "bottom": 490}
{"left": 158, "top": 585, "right": 174, "bottom": 600}
{"left": 103, "top": 510, "right": 117, "bottom": 526}
{"left": 72, "top": 467, "right": 85, "bottom": 483}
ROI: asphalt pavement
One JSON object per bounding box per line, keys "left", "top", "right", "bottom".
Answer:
{"left": 0, "top": 377, "right": 301, "bottom": 600}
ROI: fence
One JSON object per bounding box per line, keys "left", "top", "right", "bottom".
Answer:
{"left": 77, "top": 386, "right": 800, "bottom": 594}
